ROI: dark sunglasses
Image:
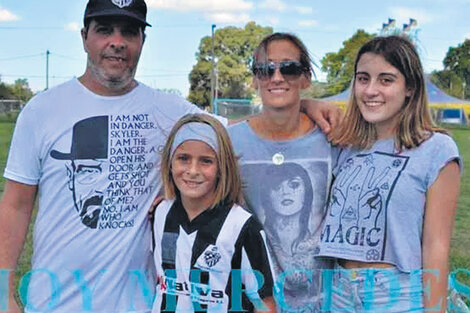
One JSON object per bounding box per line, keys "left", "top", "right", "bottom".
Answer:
{"left": 252, "top": 61, "right": 307, "bottom": 80}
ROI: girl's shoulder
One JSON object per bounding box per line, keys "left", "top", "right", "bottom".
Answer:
{"left": 413, "top": 132, "right": 460, "bottom": 160}
{"left": 228, "top": 204, "right": 267, "bottom": 245}
{"left": 229, "top": 203, "right": 254, "bottom": 220}
{"left": 156, "top": 198, "right": 175, "bottom": 208}
{"left": 229, "top": 203, "right": 263, "bottom": 228}
{"left": 424, "top": 131, "right": 458, "bottom": 148}
{"left": 227, "top": 120, "right": 250, "bottom": 136}
{"left": 154, "top": 199, "right": 175, "bottom": 218}
{"left": 417, "top": 132, "right": 462, "bottom": 187}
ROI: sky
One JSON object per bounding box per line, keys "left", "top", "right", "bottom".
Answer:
{"left": 1, "top": 0, "right": 470, "bottom": 97}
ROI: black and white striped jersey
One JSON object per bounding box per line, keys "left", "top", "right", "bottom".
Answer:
{"left": 152, "top": 199, "right": 274, "bottom": 313}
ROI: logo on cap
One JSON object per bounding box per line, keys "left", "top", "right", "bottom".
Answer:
{"left": 111, "top": 0, "right": 133, "bottom": 8}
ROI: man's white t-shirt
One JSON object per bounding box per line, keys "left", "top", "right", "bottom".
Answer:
{"left": 4, "top": 79, "right": 219, "bottom": 313}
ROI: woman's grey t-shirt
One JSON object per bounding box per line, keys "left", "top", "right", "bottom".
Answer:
{"left": 228, "top": 121, "right": 335, "bottom": 312}
{"left": 317, "top": 132, "right": 461, "bottom": 273}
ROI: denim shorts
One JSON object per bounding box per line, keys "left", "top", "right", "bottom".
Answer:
{"left": 320, "top": 262, "right": 424, "bottom": 313}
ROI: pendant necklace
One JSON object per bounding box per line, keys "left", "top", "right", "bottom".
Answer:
{"left": 272, "top": 152, "right": 285, "bottom": 165}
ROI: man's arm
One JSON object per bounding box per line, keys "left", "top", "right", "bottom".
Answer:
{"left": 300, "top": 99, "right": 343, "bottom": 135}
{"left": 228, "top": 99, "right": 343, "bottom": 135}
{"left": 0, "top": 179, "right": 37, "bottom": 313}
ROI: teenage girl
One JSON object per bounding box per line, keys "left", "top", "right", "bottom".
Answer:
{"left": 152, "top": 113, "right": 276, "bottom": 313}
{"left": 317, "top": 35, "right": 461, "bottom": 313}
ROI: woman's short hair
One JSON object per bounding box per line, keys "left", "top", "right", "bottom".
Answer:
{"left": 160, "top": 114, "right": 243, "bottom": 209}
{"left": 252, "top": 32, "right": 314, "bottom": 80}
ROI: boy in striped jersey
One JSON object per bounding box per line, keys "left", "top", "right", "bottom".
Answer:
{"left": 152, "top": 114, "right": 275, "bottom": 313}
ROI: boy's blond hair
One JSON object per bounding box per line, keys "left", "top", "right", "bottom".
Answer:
{"left": 160, "top": 114, "right": 243, "bottom": 208}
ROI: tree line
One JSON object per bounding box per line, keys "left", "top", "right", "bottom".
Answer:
{"left": 187, "top": 23, "right": 470, "bottom": 108}
{"left": 4, "top": 25, "right": 469, "bottom": 109}
{"left": 0, "top": 78, "right": 34, "bottom": 104}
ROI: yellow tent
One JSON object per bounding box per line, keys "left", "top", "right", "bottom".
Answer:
{"left": 322, "top": 77, "right": 470, "bottom": 118}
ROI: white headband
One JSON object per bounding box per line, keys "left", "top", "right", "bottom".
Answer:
{"left": 170, "top": 122, "right": 219, "bottom": 157}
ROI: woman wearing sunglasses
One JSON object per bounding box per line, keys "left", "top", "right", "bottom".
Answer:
{"left": 228, "top": 32, "right": 334, "bottom": 312}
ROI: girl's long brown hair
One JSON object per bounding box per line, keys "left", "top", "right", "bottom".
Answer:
{"left": 331, "top": 35, "right": 445, "bottom": 151}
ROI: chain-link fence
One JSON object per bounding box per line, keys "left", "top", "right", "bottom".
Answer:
{"left": 213, "top": 98, "right": 261, "bottom": 120}
{"left": 0, "top": 100, "right": 22, "bottom": 114}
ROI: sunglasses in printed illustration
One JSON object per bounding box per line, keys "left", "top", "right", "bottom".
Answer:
{"left": 252, "top": 61, "right": 307, "bottom": 81}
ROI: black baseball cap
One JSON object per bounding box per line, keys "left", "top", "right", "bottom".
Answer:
{"left": 84, "top": 0, "right": 151, "bottom": 27}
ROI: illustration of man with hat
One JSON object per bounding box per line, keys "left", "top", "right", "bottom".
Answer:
{"left": 50, "top": 116, "right": 109, "bottom": 229}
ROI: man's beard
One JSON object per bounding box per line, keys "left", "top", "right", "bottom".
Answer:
{"left": 79, "top": 195, "right": 104, "bottom": 229}
{"left": 89, "top": 58, "right": 137, "bottom": 92}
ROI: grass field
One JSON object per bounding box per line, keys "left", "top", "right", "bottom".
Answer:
{"left": 0, "top": 121, "right": 14, "bottom": 194}
{"left": 0, "top": 119, "right": 469, "bottom": 298}
{"left": 448, "top": 126, "right": 470, "bottom": 275}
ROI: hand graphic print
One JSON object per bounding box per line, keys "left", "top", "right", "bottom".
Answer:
{"left": 358, "top": 166, "right": 390, "bottom": 228}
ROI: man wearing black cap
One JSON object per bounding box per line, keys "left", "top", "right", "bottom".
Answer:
{"left": 80, "top": 0, "right": 151, "bottom": 96}
{"left": 0, "top": 1, "right": 204, "bottom": 312}
{"left": 0, "top": 0, "right": 338, "bottom": 312}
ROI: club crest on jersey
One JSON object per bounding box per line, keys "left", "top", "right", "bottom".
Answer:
{"left": 111, "top": 0, "right": 133, "bottom": 8}
{"left": 204, "top": 246, "right": 221, "bottom": 267}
